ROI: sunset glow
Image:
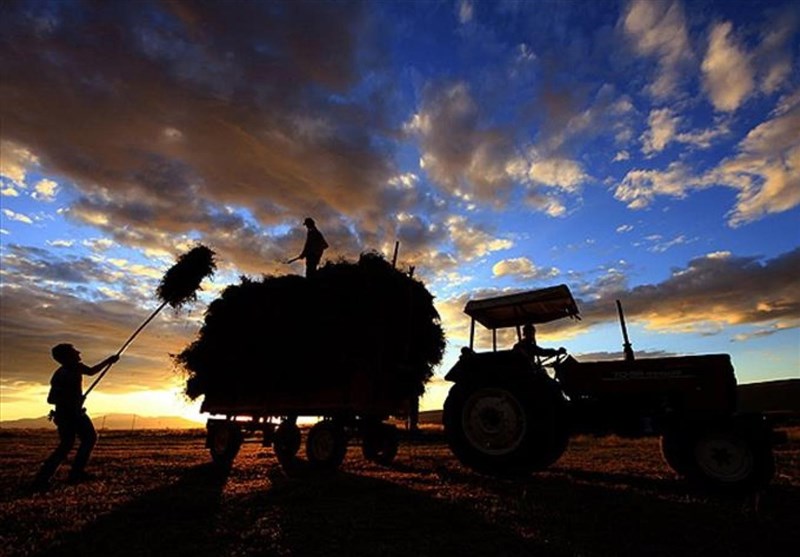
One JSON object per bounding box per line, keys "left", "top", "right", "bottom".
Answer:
{"left": 1, "top": 0, "right": 798, "bottom": 424}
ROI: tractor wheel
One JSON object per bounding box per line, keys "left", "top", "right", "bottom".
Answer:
{"left": 362, "top": 423, "right": 399, "bottom": 465}
{"left": 306, "top": 420, "right": 348, "bottom": 471}
{"left": 274, "top": 421, "right": 302, "bottom": 466}
{"left": 682, "top": 419, "right": 775, "bottom": 493}
{"left": 207, "top": 421, "right": 243, "bottom": 467}
{"left": 443, "top": 376, "right": 568, "bottom": 476}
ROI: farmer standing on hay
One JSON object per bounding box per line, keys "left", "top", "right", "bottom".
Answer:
{"left": 295, "top": 217, "right": 328, "bottom": 277}
{"left": 32, "top": 344, "right": 119, "bottom": 490}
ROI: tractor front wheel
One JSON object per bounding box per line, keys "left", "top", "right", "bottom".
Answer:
{"left": 662, "top": 418, "right": 775, "bottom": 493}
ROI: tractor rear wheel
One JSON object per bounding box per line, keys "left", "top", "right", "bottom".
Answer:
{"left": 362, "top": 423, "right": 399, "bottom": 465}
{"left": 306, "top": 420, "right": 347, "bottom": 471}
{"left": 443, "top": 376, "right": 568, "bottom": 476}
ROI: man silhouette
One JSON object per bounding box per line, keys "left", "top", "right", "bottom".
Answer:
{"left": 296, "top": 217, "right": 328, "bottom": 277}
{"left": 513, "top": 323, "right": 566, "bottom": 366}
{"left": 33, "top": 344, "right": 118, "bottom": 489}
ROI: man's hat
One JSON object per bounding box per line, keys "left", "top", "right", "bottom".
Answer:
{"left": 303, "top": 217, "right": 315, "bottom": 226}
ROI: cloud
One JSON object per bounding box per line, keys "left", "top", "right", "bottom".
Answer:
{"left": 701, "top": 21, "right": 755, "bottom": 112}
{"left": 641, "top": 108, "right": 678, "bottom": 154}
{"left": 1, "top": 208, "right": 34, "bottom": 224}
{"left": 524, "top": 156, "right": 587, "bottom": 192}
{"left": 713, "top": 91, "right": 800, "bottom": 225}
{"left": 446, "top": 215, "right": 513, "bottom": 261}
{"left": 0, "top": 140, "right": 38, "bottom": 186}
{"left": 754, "top": 6, "right": 798, "bottom": 94}
{"left": 613, "top": 150, "right": 631, "bottom": 162}
{"left": 617, "top": 90, "right": 800, "bottom": 222}
{"left": 555, "top": 248, "right": 800, "bottom": 337}
{"left": 615, "top": 161, "right": 698, "bottom": 209}
{"left": 32, "top": 179, "right": 58, "bottom": 202}
{"left": 492, "top": 257, "right": 560, "bottom": 281}
{"left": 641, "top": 108, "right": 730, "bottom": 154}
{"left": 622, "top": 0, "right": 693, "bottom": 99}
{"left": 406, "top": 81, "right": 517, "bottom": 204}
{"left": 0, "top": 1, "right": 397, "bottom": 262}
{"left": 616, "top": 224, "right": 634, "bottom": 233}
{"left": 458, "top": 1, "right": 474, "bottom": 24}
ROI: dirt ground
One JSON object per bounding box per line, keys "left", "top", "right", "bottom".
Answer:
{"left": 1, "top": 426, "right": 798, "bottom": 557}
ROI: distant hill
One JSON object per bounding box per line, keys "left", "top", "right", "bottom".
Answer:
{"left": 738, "top": 379, "right": 800, "bottom": 414}
{"left": 0, "top": 414, "right": 203, "bottom": 430}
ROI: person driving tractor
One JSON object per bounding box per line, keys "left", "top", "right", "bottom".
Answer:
{"left": 513, "top": 323, "right": 566, "bottom": 365}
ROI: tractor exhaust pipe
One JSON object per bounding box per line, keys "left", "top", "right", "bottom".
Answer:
{"left": 616, "top": 300, "right": 635, "bottom": 362}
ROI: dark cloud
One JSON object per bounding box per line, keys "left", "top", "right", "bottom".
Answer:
{"left": 1, "top": 0, "right": 396, "bottom": 253}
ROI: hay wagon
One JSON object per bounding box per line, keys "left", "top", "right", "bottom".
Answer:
{"left": 202, "top": 369, "right": 412, "bottom": 472}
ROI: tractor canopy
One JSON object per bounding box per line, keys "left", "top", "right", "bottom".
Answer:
{"left": 464, "top": 284, "right": 580, "bottom": 329}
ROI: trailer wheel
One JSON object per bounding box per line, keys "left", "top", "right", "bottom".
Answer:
{"left": 306, "top": 421, "right": 347, "bottom": 471}
{"left": 362, "top": 423, "right": 399, "bottom": 465}
{"left": 207, "top": 422, "right": 242, "bottom": 467}
{"left": 274, "top": 421, "right": 302, "bottom": 465}
{"left": 443, "top": 377, "right": 568, "bottom": 476}
{"left": 683, "top": 419, "right": 775, "bottom": 493}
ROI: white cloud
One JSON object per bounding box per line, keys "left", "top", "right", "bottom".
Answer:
{"left": 702, "top": 21, "right": 755, "bottom": 112}
{"left": 32, "top": 179, "right": 58, "bottom": 201}
{"left": 492, "top": 257, "right": 560, "bottom": 280}
{"left": 1, "top": 208, "right": 34, "bottom": 224}
{"left": 613, "top": 150, "right": 631, "bottom": 162}
{"left": 641, "top": 108, "right": 678, "bottom": 154}
{"left": 622, "top": 0, "right": 692, "bottom": 99}
{"left": 0, "top": 141, "right": 38, "bottom": 186}
{"left": 615, "top": 161, "right": 698, "bottom": 209}
{"left": 446, "top": 215, "right": 513, "bottom": 261}
{"left": 458, "top": 0, "right": 473, "bottom": 24}
{"left": 46, "top": 239, "right": 75, "bottom": 248}
{"left": 1, "top": 185, "right": 20, "bottom": 197}
{"left": 641, "top": 108, "right": 730, "bottom": 154}
{"left": 525, "top": 156, "right": 587, "bottom": 192}
{"left": 616, "top": 224, "right": 634, "bottom": 233}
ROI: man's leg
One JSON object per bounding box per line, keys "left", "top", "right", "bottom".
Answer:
{"left": 305, "top": 256, "right": 320, "bottom": 278}
{"left": 69, "top": 413, "right": 97, "bottom": 481}
{"left": 34, "top": 418, "right": 77, "bottom": 486}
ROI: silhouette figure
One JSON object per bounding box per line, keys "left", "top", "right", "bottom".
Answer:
{"left": 295, "top": 217, "right": 328, "bottom": 277}
{"left": 33, "top": 344, "right": 119, "bottom": 489}
{"left": 513, "top": 323, "right": 566, "bottom": 367}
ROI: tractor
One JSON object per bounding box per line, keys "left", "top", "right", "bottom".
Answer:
{"left": 442, "top": 284, "right": 782, "bottom": 493}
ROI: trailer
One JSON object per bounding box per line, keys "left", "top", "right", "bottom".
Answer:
{"left": 202, "top": 370, "right": 409, "bottom": 471}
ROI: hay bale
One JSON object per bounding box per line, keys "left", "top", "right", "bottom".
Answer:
{"left": 176, "top": 253, "right": 445, "bottom": 406}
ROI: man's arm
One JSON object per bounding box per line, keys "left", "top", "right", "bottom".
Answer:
{"left": 86, "top": 355, "right": 120, "bottom": 375}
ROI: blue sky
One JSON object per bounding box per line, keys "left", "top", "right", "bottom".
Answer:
{"left": 1, "top": 0, "right": 798, "bottom": 422}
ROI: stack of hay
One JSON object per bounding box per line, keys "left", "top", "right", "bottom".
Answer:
{"left": 177, "top": 253, "right": 445, "bottom": 408}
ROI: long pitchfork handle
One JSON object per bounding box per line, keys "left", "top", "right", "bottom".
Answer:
{"left": 83, "top": 300, "right": 170, "bottom": 398}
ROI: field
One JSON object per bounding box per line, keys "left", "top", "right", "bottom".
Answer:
{"left": 1, "top": 426, "right": 798, "bottom": 557}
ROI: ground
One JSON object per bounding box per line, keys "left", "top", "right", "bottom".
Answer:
{"left": 1, "top": 426, "right": 798, "bottom": 557}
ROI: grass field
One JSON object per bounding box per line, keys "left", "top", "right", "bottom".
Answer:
{"left": 1, "top": 426, "right": 798, "bottom": 557}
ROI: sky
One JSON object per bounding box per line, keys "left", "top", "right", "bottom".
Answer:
{"left": 1, "top": 0, "right": 798, "bottom": 424}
